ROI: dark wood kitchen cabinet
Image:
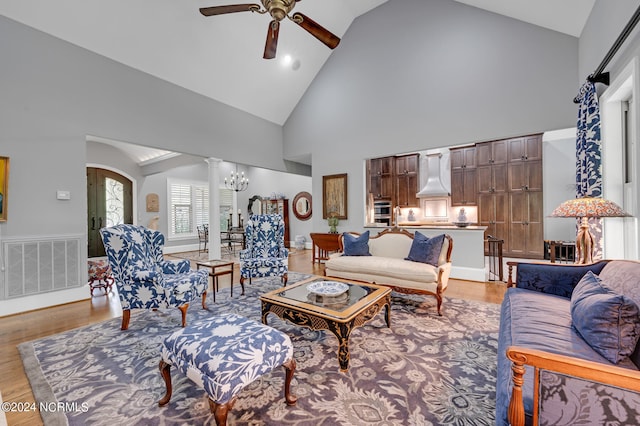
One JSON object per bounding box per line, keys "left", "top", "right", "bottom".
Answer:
{"left": 465, "top": 134, "right": 544, "bottom": 258}
{"left": 508, "top": 191, "right": 544, "bottom": 258}
{"left": 450, "top": 145, "right": 477, "bottom": 206}
{"left": 368, "top": 156, "right": 394, "bottom": 200}
{"left": 395, "top": 153, "right": 420, "bottom": 207}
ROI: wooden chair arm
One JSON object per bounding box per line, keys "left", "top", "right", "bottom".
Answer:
{"left": 506, "top": 346, "right": 640, "bottom": 426}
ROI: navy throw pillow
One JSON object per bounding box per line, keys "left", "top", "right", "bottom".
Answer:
{"left": 405, "top": 232, "right": 445, "bottom": 266}
{"left": 342, "top": 231, "right": 372, "bottom": 256}
{"left": 571, "top": 271, "right": 640, "bottom": 364}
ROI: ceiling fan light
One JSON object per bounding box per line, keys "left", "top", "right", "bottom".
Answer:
{"left": 271, "top": 8, "right": 286, "bottom": 21}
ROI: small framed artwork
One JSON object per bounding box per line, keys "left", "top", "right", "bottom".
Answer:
{"left": 323, "top": 173, "right": 347, "bottom": 219}
{"left": 146, "top": 193, "right": 159, "bottom": 212}
{"left": 0, "top": 156, "right": 8, "bottom": 222}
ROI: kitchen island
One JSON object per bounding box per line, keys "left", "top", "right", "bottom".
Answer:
{"left": 365, "top": 223, "right": 488, "bottom": 282}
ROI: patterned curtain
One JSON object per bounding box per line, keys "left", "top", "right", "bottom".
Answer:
{"left": 575, "top": 81, "right": 603, "bottom": 259}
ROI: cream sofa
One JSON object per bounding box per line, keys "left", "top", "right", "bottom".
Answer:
{"left": 324, "top": 228, "right": 453, "bottom": 315}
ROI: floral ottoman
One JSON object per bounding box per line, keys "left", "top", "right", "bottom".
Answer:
{"left": 158, "top": 313, "right": 297, "bottom": 425}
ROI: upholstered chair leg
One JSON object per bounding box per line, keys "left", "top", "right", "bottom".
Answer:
{"left": 436, "top": 296, "right": 443, "bottom": 316}
{"left": 158, "top": 360, "right": 173, "bottom": 406}
{"left": 282, "top": 273, "right": 288, "bottom": 286}
{"left": 121, "top": 310, "right": 131, "bottom": 330}
{"left": 201, "top": 291, "right": 207, "bottom": 309}
{"left": 178, "top": 304, "right": 189, "bottom": 327}
{"left": 282, "top": 358, "right": 297, "bottom": 405}
{"left": 209, "top": 396, "right": 237, "bottom": 426}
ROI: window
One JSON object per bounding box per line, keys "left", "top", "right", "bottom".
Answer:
{"left": 105, "top": 177, "right": 125, "bottom": 227}
{"left": 219, "top": 188, "right": 233, "bottom": 231}
{"left": 194, "top": 186, "right": 209, "bottom": 227}
{"left": 167, "top": 180, "right": 208, "bottom": 239}
{"left": 623, "top": 100, "right": 632, "bottom": 184}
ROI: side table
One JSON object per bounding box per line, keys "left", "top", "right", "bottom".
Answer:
{"left": 310, "top": 233, "right": 341, "bottom": 264}
{"left": 196, "top": 260, "right": 239, "bottom": 302}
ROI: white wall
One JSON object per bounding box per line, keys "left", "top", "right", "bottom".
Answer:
{"left": 542, "top": 129, "right": 579, "bottom": 242}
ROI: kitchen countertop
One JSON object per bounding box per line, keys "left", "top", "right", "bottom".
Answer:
{"left": 365, "top": 223, "right": 487, "bottom": 231}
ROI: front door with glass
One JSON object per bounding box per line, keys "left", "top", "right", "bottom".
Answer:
{"left": 87, "top": 167, "right": 133, "bottom": 257}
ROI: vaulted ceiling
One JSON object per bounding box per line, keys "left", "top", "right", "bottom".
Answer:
{"left": 2, "top": 0, "right": 595, "bottom": 136}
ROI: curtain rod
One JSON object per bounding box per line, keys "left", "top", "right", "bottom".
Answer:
{"left": 573, "top": 4, "right": 640, "bottom": 104}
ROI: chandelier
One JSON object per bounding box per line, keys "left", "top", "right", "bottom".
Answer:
{"left": 225, "top": 165, "right": 249, "bottom": 192}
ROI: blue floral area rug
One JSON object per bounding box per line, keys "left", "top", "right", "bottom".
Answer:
{"left": 19, "top": 272, "right": 500, "bottom": 425}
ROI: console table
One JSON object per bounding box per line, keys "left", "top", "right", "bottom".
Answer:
{"left": 310, "top": 233, "right": 340, "bottom": 264}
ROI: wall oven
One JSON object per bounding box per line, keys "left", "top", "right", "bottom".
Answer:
{"left": 373, "top": 200, "right": 392, "bottom": 225}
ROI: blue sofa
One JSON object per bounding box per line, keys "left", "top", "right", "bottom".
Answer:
{"left": 496, "top": 260, "right": 640, "bottom": 425}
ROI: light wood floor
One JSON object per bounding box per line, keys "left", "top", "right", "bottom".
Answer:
{"left": 0, "top": 248, "right": 506, "bottom": 426}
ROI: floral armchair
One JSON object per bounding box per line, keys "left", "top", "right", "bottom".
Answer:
{"left": 239, "top": 214, "right": 289, "bottom": 286}
{"left": 100, "top": 224, "right": 208, "bottom": 330}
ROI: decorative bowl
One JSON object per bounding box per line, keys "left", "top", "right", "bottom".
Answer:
{"left": 307, "top": 281, "right": 349, "bottom": 296}
{"left": 453, "top": 222, "right": 470, "bottom": 228}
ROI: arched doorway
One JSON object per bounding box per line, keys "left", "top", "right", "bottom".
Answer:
{"left": 87, "top": 167, "right": 133, "bottom": 257}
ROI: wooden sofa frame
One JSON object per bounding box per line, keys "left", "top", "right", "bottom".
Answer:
{"left": 505, "top": 260, "right": 640, "bottom": 425}
{"left": 333, "top": 228, "right": 453, "bottom": 315}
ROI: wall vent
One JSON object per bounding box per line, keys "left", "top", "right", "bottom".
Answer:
{"left": 1, "top": 235, "right": 82, "bottom": 300}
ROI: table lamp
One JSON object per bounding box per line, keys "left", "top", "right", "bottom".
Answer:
{"left": 550, "top": 196, "right": 630, "bottom": 264}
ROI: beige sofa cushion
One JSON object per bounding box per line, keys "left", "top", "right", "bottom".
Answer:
{"left": 326, "top": 254, "right": 439, "bottom": 283}
{"left": 368, "top": 231, "right": 450, "bottom": 266}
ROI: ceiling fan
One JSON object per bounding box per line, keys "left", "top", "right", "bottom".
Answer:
{"left": 199, "top": 1, "right": 341, "bottom": 59}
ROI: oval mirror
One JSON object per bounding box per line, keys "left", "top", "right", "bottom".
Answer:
{"left": 247, "top": 195, "right": 262, "bottom": 216}
{"left": 293, "top": 191, "right": 312, "bottom": 221}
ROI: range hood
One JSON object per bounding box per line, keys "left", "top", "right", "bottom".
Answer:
{"left": 417, "top": 153, "right": 450, "bottom": 197}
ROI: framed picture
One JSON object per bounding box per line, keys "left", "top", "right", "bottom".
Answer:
{"left": 0, "top": 156, "right": 8, "bottom": 222}
{"left": 322, "top": 173, "right": 347, "bottom": 219}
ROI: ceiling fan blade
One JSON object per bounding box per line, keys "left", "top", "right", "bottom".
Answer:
{"left": 199, "top": 4, "right": 260, "bottom": 16}
{"left": 291, "top": 12, "right": 340, "bottom": 49}
{"left": 263, "top": 20, "right": 280, "bottom": 59}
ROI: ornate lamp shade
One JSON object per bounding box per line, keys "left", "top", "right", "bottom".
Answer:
{"left": 550, "top": 197, "right": 630, "bottom": 264}
{"left": 550, "top": 197, "right": 629, "bottom": 219}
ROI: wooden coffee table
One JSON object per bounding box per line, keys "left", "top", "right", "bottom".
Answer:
{"left": 260, "top": 276, "right": 391, "bottom": 372}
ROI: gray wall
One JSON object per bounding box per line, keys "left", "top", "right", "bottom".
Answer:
{"left": 86, "top": 142, "right": 143, "bottom": 182}
{"left": 3, "top": 0, "right": 640, "bottom": 313}
{"left": 284, "top": 0, "right": 580, "bottom": 233}
{"left": 0, "top": 13, "right": 290, "bottom": 241}
{"left": 579, "top": 0, "right": 640, "bottom": 82}
{"left": 0, "top": 14, "right": 297, "bottom": 315}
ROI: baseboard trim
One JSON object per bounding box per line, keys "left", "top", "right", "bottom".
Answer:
{"left": 450, "top": 266, "right": 486, "bottom": 282}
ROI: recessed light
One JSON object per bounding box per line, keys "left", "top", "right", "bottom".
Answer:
{"left": 282, "top": 55, "right": 292, "bottom": 66}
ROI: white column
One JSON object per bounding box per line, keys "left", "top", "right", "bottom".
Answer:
{"left": 206, "top": 158, "right": 223, "bottom": 260}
